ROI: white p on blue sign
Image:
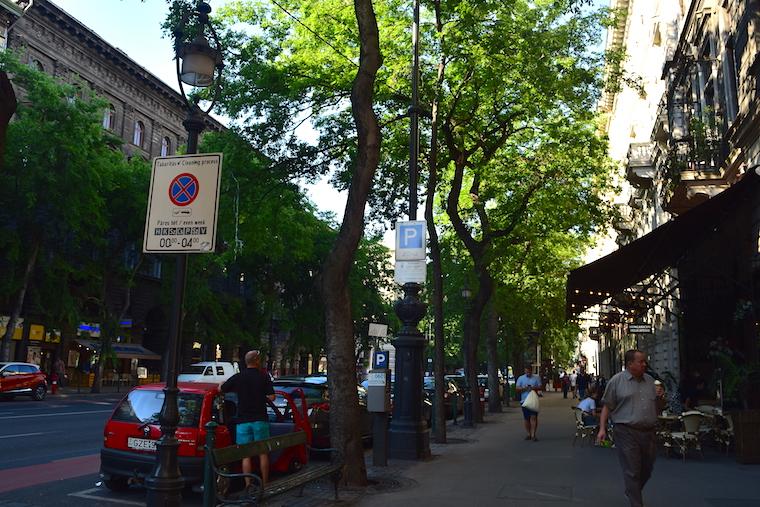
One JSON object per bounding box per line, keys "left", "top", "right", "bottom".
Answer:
{"left": 373, "top": 350, "right": 389, "bottom": 369}
{"left": 395, "top": 220, "right": 426, "bottom": 260}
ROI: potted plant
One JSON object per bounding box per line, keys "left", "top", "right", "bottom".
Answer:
{"left": 710, "top": 337, "right": 760, "bottom": 463}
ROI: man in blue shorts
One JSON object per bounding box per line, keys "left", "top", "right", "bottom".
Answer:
{"left": 516, "top": 365, "right": 542, "bottom": 441}
{"left": 221, "top": 350, "right": 275, "bottom": 486}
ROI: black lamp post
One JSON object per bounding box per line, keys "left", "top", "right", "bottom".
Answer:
{"left": 388, "top": 0, "right": 430, "bottom": 460}
{"left": 460, "top": 284, "right": 474, "bottom": 427}
{"left": 145, "top": 3, "right": 223, "bottom": 506}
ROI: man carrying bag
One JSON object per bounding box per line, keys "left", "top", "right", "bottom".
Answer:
{"left": 517, "top": 366, "right": 542, "bottom": 441}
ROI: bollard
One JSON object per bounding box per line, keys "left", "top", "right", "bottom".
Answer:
{"left": 203, "top": 421, "right": 218, "bottom": 507}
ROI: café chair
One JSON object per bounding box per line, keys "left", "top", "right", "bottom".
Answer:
{"left": 670, "top": 411, "right": 705, "bottom": 461}
{"left": 572, "top": 407, "right": 597, "bottom": 447}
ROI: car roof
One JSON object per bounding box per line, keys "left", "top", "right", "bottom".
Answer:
{"left": 133, "top": 382, "right": 220, "bottom": 394}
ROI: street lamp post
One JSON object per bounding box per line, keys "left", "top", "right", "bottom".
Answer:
{"left": 145, "top": 3, "right": 223, "bottom": 506}
{"left": 460, "top": 285, "right": 474, "bottom": 427}
{"left": 388, "top": 0, "right": 430, "bottom": 460}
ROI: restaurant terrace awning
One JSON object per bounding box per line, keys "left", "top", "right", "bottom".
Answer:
{"left": 566, "top": 168, "right": 760, "bottom": 317}
{"left": 74, "top": 339, "right": 161, "bottom": 360}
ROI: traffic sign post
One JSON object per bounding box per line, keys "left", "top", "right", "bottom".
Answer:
{"left": 143, "top": 154, "right": 223, "bottom": 254}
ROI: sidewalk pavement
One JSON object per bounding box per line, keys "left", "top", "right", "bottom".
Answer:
{"left": 282, "top": 391, "right": 760, "bottom": 507}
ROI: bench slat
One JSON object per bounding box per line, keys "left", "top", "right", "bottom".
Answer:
{"left": 263, "top": 463, "right": 341, "bottom": 497}
{"left": 213, "top": 430, "right": 307, "bottom": 466}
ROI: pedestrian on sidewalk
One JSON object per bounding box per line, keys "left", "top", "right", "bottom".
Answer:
{"left": 220, "top": 350, "right": 276, "bottom": 488}
{"left": 561, "top": 372, "right": 570, "bottom": 399}
{"left": 570, "top": 370, "right": 578, "bottom": 398}
{"left": 577, "top": 369, "right": 589, "bottom": 400}
{"left": 516, "top": 365, "right": 542, "bottom": 441}
{"left": 54, "top": 357, "right": 67, "bottom": 387}
{"left": 596, "top": 349, "right": 657, "bottom": 507}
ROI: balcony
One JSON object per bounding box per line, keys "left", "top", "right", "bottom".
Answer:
{"left": 626, "top": 142, "right": 656, "bottom": 188}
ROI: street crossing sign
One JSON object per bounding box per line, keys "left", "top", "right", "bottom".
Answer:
{"left": 144, "top": 153, "right": 222, "bottom": 253}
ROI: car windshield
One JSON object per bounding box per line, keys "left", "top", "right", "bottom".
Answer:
{"left": 275, "top": 385, "right": 326, "bottom": 403}
{"left": 112, "top": 390, "right": 203, "bottom": 427}
{"left": 181, "top": 365, "right": 208, "bottom": 375}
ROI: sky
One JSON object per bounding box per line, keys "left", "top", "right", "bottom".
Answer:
{"left": 51, "top": 0, "right": 348, "bottom": 219}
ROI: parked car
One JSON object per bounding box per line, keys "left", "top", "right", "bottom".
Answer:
{"left": 423, "top": 377, "right": 463, "bottom": 417}
{"left": 0, "top": 362, "right": 47, "bottom": 401}
{"left": 445, "top": 374, "right": 487, "bottom": 403}
{"left": 100, "top": 382, "right": 310, "bottom": 492}
{"left": 177, "top": 361, "right": 239, "bottom": 384}
{"left": 273, "top": 377, "right": 372, "bottom": 448}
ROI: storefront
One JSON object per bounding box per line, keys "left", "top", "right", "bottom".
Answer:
{"left": 69, "top": 339, "right": 161, "bottom": 387}
{"left": 567, "top": 170, "right": 760, "bottom": 404}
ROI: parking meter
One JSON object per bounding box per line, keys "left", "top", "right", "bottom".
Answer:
{"left": 367, "top": 368, "right": 391, "bottom": 466}
{"left": 367, "top": 369, "right": 391, "bottom": 412}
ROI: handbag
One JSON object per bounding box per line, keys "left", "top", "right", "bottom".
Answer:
{"left": 521, "top": 390, "right": 540, "bottom": 412}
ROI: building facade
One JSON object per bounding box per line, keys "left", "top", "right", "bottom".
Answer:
{"left": 0, "top": 0, "right": 221, "bottom": 380}
{"left": 570, "top": 0, "right": 760, "bottom": 408}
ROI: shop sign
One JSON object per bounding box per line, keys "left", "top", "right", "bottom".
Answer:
{"left": 628, "top": 323, "right": 653, "bottom": 334}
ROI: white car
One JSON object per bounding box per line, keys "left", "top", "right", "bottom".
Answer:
{"left": 177, "top": 361, "right": 238, "bottom": 384}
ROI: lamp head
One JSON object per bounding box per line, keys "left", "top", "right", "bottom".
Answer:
{"left": 178, "top": 33, "right": 222, "bottom": 88}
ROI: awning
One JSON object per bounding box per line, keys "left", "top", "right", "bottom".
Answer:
{"left": 74, "top": 339, "right": 161, "bottom": 360}
{"left": 567, "top": 169, "right": 760, "bottom": 316}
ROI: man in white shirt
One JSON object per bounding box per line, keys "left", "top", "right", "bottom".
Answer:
{"left": 570, "top": 370, "right": 578, "bottom": 398}
{"left": 516, "top": 366, "right": 542, "bottom": 441}
{"left": 577, "top": 389, "right": 599, "bottom": 425}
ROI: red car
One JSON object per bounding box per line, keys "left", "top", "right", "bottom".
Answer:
{"left": 0, "top": 362, "right": 47, "bottom": 401}
{"left": 100, "top": 382, "right": 311, "bottom": 492}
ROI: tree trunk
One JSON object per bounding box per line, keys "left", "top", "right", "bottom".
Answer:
{"left": 486, "top": 301, "right": 501, "bottom": 413}
{"left": 465, "top": 262, "right": 494, "bottom": 423}
{"left": 317, "top": 0, "right": 381, "bottom": 486}
{"left": 1, "top": 239, "right": 40, "bottom": 362}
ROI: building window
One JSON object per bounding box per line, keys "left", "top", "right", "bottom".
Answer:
{"left": 133, "top": 120, "right": 144, "bottom": 147}
{"left": 102, "top": 105, "right": 115, "bottom": 130}
{"left": 723, "top": 38, "right": 739, "bottom": 122}
{"left": 30, "top": 59, "right": 44, "bottom": 72}
{"left": 161, "top": 136, "right": 171, "bottom": 156}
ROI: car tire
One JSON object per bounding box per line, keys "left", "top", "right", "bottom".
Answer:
{"left": 104, "top": 476, "right": 130, "bottom": 492}
{"left": 288, "top": 456, "right": 303, "bottom": 473}
{"left": 32, "top": 384, "right": 46, "bottom": 401}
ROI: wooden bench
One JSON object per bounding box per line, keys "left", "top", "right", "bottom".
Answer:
{"left": 204, "top": 429, "right": 342, "bottom": 506}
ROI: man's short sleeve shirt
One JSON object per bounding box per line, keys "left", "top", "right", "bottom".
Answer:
{"left": 221, "top": 367, "right": 275, "bottom": 423}
{"left": 577, "top": 397, "right": 596, "bottom": 413}
{"left": 516, "top": 374, "right": 541, "bottom": 403}
{"left": 601, "top": 371, "right": 657, "bottom": 429}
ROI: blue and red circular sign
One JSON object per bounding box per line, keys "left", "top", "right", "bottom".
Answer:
{"left": 168, "top": 173, "right": 199, "bottom": 206}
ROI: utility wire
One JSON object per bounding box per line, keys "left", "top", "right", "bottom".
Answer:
{"left": 269, "top": 0, "right": 358, "bottom": 68}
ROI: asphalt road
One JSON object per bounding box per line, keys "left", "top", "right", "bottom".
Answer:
{"left": 0, "top": 393, "right": 207, "bottom": 506}
{"left": 0, "top": 394, "right": 119, "bottom": 470}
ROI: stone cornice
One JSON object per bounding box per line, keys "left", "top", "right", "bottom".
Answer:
{"left": 27, "top": 0, "right": 223, "bottom": 132}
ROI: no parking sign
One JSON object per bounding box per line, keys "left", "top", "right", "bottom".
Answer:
{"left": 144, "top": 153, "right": 222, "bottom": 253}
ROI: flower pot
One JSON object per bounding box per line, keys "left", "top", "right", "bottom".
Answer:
{"left": 733, "top": 409, "right": 760, "bottom": 464}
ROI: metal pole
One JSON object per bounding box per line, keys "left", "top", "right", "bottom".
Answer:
{"left": 145, "top": 107, "right": 204, "bottom": 507}
{"left": 388, "top": 0, "right": 429, "bottom": 461}
{"left": 408, "top": 0, "right": 420, "bottom": 220}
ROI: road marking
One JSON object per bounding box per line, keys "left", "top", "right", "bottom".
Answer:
{"left": 0, "top": 409, "right": 112, "bottom": 420}
{"left": 0, "top": 432, "right": 46, "bottom": 439}
{"left": 0, "top": 453, "right": 100, "bottom": 493}
{"left": 70, "top": 488, "right": 146, "bottom": 506}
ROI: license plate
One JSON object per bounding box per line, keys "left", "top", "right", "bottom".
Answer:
{"left": 127, "top": 437, "right": 157, "bottom": 451}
